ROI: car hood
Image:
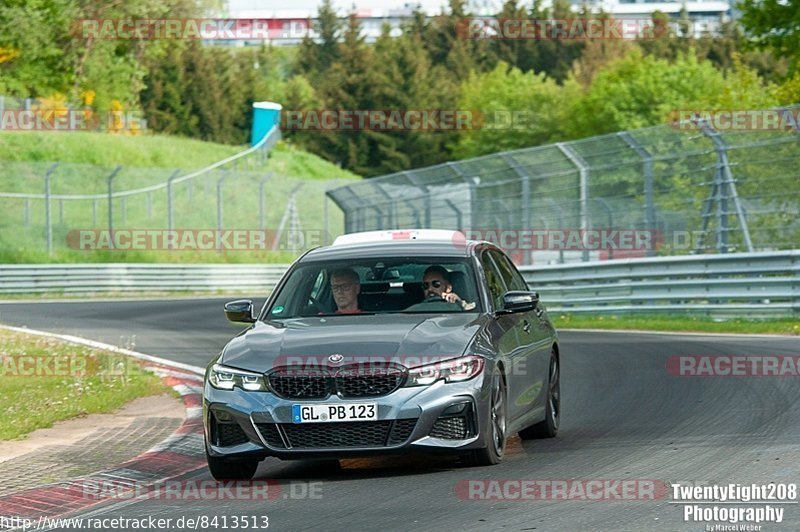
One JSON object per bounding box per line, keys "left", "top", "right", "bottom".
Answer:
{"left": 220, "top": 313, "right": 486, "bottom": 372}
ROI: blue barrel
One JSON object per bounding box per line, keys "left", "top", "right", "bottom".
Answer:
{"left": 250, "top": 101, "right": 282, "bottom": 146}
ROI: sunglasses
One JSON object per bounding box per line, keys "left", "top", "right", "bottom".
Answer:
{"left": 422, "top": 280, "right": 444, "bottom": 289}
{"left": 331, "top": 283, "right": 356, "bottom": 293}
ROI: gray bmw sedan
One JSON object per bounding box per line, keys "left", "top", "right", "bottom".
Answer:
{"left": 203, "top": 230, "right": 560, "bottom": 479}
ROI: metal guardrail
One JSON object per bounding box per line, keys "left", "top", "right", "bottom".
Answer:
{"left": 0, "top": 264, "right": 287, "bottom": 294}
{"left": 520, "top": 250, "right": 800, "bottom": 317}
{"left": 2, "top": 252, "right": 797, "bottom": 318}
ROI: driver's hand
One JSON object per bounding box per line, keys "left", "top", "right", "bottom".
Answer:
{"left": 442, "top": 292, "right": 461, "bottom": 304}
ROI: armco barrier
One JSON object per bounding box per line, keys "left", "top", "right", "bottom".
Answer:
{"left": 1, "top": 252, "right": 798, "bottom": 317}
{"left": 0, "top": 264, "right": 288, "bottom": 294}
{"left": 520, "top": 250, "right": 800, "bottom": 317}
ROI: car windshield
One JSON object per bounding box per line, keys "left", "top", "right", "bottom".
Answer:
{"left": 264, "top": 257, "right": 481, "bottom": 319}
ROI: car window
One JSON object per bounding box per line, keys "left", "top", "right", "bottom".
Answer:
{"left": 490, "top": 249, "right": 529, "bottom": 291}
{"left": 264, "top": 257, "right": 480, "bottom": 318}
{"left": 479, "top": 250, "right": 507, "bottom": 311}
{"left": 309, "top": 270, "right": 327, "bottom": 299}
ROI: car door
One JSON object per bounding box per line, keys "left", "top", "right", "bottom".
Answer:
{"left": 489, "top": 249, "right": 552, "bottom": 426}
{"left": 479, "top": 249, "right": 529, "bottom": 424}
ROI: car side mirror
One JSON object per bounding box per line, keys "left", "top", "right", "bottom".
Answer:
{"left": 224, "top": 299, "right": 256, "bottom": 323}
{"left": 501, "top": 291, "right": 539, "bottom": 313}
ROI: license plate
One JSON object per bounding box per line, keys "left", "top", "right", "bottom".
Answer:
{"left": 292, "top": 403, "right": 377, "bottom": 423}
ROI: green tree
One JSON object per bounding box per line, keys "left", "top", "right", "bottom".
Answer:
{"left": 738, "top": 0, "right": 800, "bottom": 71}
{"left": 308, "top": 13, "right": 376, "bottom": 173}
{"left": 566, "top": 48, "right": 726, "bottom": 136}
{"left": 453, "top": 62, "right": 574, "bottom": 157}
{"left": 295, "top": 0, "right": 342, "bottom": 81}
{"left": 368, "top": 24, "right": 458, "bottom": 173}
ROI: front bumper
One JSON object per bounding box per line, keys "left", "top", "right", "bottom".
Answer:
{"left": 203, "top": 374, "right": 490, "bottom": 460}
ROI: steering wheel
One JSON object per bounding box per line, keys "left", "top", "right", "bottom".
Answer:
{"left": 305, "top": 296, "right": 325, "bottom": 313}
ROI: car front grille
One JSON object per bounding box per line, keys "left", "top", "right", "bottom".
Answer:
{"left": 215, "top": 422, "right": 250, "bottom": 447}
{"left": 268, "top": 370, "right": 329, "bottom": 399}
{"left": 267, "top": 364, "right": 406, "bottom": 400}
{"left": 255, "top": 419, "right": 417, "bottom": 450}
{"left": 429, "top": 416, "right": 468, "bottom": 440}
{"left": 334, "top": 366, "right": 406, "bottom": 397}
{"left": 387, "top": 418, "right": 418, "bottom": 445}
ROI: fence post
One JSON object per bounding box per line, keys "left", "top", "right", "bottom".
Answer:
{"left": 146, "top": 191, "right": 152, "bottom": 219}
{"left": 273, "top": 183, "right": 304, "bottom": 250}
{"left": 120, "top": 197, "right": 126, "bottom": 225}
{"left": 166, "top": 169, "right": 180, "bottom": 238}
{"left": 323, "top": 184, "right": 330, "bottom": 245}
{"left": 697, "top": 121, "right": 754, "bottom": 253}
{"left": 502, "top": 153, "right": 534, "bottom": 265}
{"left": 444, "top": 200, "right": 463, "bottom": 229}
{"left": 404, "top": 171, "right": 430, "bottom": 228}
{"left": 43, "top": 163, "right": 58, "bottom": 256}
{"left": 259, "top": 173, "right": 272, "bottom": 231}
{"left": 372, "top": 182, "right": 395, "bottom": 229}
{"left": 618, "top": 131, "right": 656, "bottom": 257}
{"left": 106, "top": 166, "right": 122, "bottom": 249}
{"left": 447, "top": 161, "right": 473, "bottom": 232}
{"left": 557, "top": 143, "right": 590, "bottom": 262}
{"left": 24, "top": 199, "right": 30, "bottom": 226}
{"left": 545, "top": 198, "right": 566, "bottom": 264}
{"left": 92, "top": 199, "right": 97, "bottom": 226}
{"left": 594, "top": 198, "right": 615, "bottom": 259}
{"left": 216, "top": 171, "right": 226, "bottom": 252}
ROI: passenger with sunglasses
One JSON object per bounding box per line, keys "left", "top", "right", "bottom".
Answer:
{"left": 421, "top": 265, "right": 475, "bottom": 310}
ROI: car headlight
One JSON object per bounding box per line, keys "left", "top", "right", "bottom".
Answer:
{"left": 208, "top": 363, "right": 267, "bottom": 392}
{"left": 405, "top": 355, "right": 484, "bottom": 386}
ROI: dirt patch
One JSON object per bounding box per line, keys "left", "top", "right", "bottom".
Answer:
{"left": 0, "top": 394, "right": 183, "bottom": 463}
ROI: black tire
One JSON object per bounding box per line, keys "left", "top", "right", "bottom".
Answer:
{"left": 519, "top": 350, "right": 560, "bottom": 440}
{"left": 465, "top": 371, "right": 507, "bottom": 466}
{"left": 206, "top": 450, "right": 259, "bottom": 480}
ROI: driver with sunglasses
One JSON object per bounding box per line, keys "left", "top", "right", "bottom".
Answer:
{"left": 421, "top": 265, "right": 475, "bottom": 310}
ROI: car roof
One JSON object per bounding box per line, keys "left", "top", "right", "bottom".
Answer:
{"left": 303, "top": 239, "right": 481, "bottom": 261}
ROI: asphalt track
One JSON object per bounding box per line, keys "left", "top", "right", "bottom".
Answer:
{"left": 1, "top": 298, "right": 798, "bottom": 531}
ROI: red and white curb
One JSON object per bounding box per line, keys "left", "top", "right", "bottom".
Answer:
{"left": 0, "top": 325, "right": 208, "bottom": 523}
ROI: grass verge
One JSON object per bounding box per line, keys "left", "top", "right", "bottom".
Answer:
{"left": 0, "top": 329, "right": 173, "bottom": 440}
{"left": 553, "top": 314, "right": 800, "bottom": 336}
{"left": 0, "top": 131, "right": 359, "bottom": 178}
{"left": 0, "top": 133, "right": 359, "bottom": 264}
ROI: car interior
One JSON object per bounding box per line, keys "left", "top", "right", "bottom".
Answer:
{"left": 267, "top": 259, "right": 480, "bottom": 318}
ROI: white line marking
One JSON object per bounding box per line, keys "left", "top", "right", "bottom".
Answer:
{"left": 0, "top": 324, "right": 205, "bottom": 375}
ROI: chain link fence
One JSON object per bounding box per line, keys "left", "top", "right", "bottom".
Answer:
{"left": 327, "top": 106, "right": 800, "bottom": 264}
{"left": 0, "top": 129, "right": 356, "bottom": 262}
